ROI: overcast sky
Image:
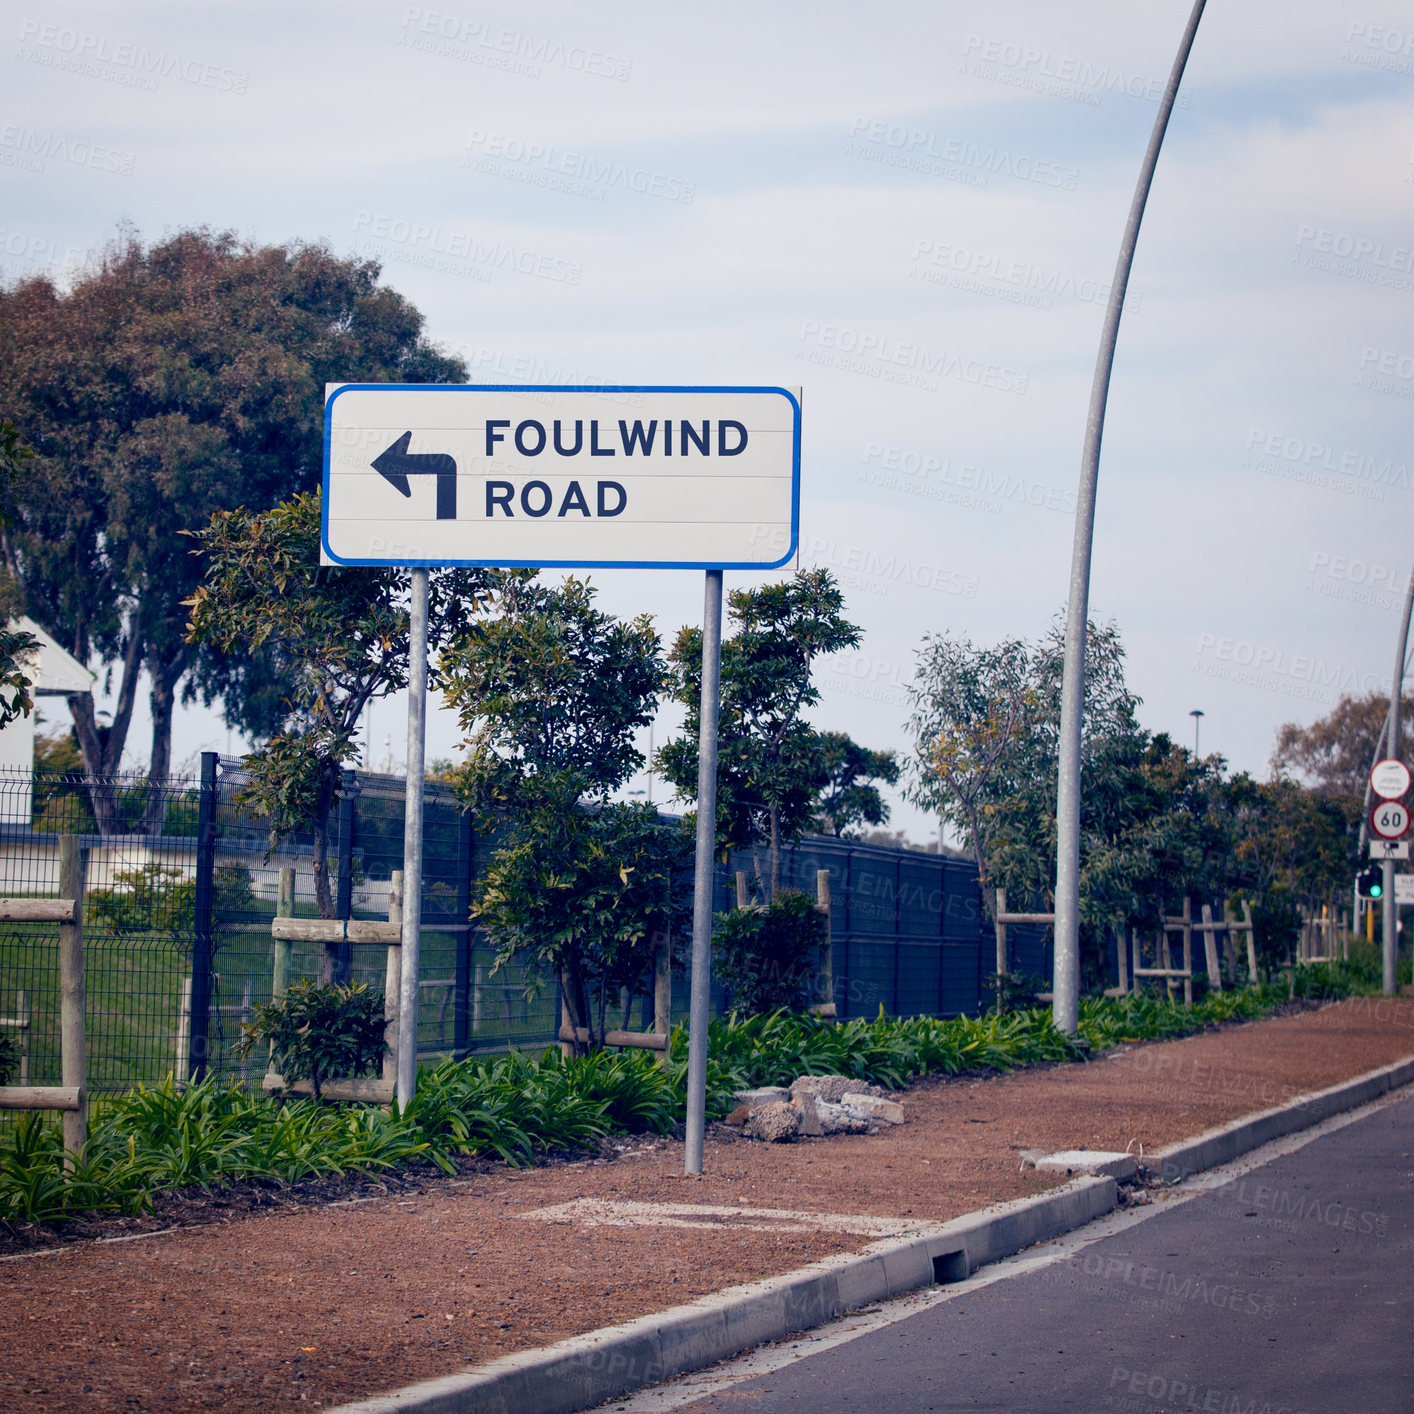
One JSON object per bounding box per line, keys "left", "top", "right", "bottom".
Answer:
{"left": 7, "top": 0, "right": 1414, "bottom": 842}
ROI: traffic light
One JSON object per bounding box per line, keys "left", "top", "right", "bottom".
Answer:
{"left": 1358, "top": 866, "right": 1384, "bottom": 899}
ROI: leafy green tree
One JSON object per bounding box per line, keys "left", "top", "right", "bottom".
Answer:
{"left": 1229, "top": 773, "right": 1356, "bottom": 912}
{"left": 439, "top": 575, "right": 681, "bottom": 1052}
{"left": 473, "top": 802, "right": 693, "bottom": 1045}
{"left": 909, "top": 618, "right": 1225, "bottom": 983}
{"left": 905, "top": 632, "right": 1035, "bottom": 910}
{"left": 659, "top": 569, "right": 861, "bottom": 897}
{"left": 0, "top": 227, "right": 464, "bottom": 812}
{"left": 235, "top": 980, "right": 386, "bottom": 1100}
{"left": 185, "top": 491, "right": 492, "bottom": 979}
{"left": 809, "top": 731, "right": 899, "bottom": 837}
{"left": 712, "top": 890, "right": 829, "bottom": 1014}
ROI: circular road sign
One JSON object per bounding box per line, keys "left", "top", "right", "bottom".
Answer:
{"left": 1370, "top": 799, "right": 1412, "bottom": 840}
{"left": 1370, "top": 759, "right": 1412, "bottom": 801}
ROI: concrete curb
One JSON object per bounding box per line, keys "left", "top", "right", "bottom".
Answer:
{"left": 330, "top": 1053, "right": 1414, "bottom": 1414}
{"left": 327, "top": 1177, "right": 1117, "bottom": 1414}
{"left": 1149, "top": 1053, "right": 1414, "bottom": 1182}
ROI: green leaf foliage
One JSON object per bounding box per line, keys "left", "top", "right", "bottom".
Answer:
{"left": 0, "top": 964, "right": 1385, "bottom": 1229}
{"left": 711, "top": 891, "right": 829, "bottom": 1015}
{"left": 235, "top": 980, "right": 387, "bottom": 1100}
{"left": 86, "top": 863, "right": 195, "bottom": 939}
{"left": 440, "top": 575, "right": 678, "bottom": 1051}
{"left": 658, "top": 568, "right": 861, "bottom": 895}
{"left": 186, "top": 489, "right": 496, "bottom": 931}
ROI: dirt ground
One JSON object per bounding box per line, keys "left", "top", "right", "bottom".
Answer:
{"left": 4, "top": 995, "right": 1413, "bottom": 1412}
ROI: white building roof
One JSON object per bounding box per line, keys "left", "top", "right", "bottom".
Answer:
{"left": 13, "top": 616, "right": 94, "bottom": 696}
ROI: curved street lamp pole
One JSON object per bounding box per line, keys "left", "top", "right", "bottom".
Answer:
{"left": 1052, "top": 0, "right": 1208, "bottom": 1033}
{"left": 1380, "top": 567, "right": 1414, "bottom": 993}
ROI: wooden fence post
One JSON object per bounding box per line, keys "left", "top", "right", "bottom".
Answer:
{"left": 58, "top": 834, "right": 86, "bottom": 1166}
{"left": 266, "top": 865, "right": 295, "bottom": 1087}
{"left": 1115, "top": 923, "right": 1129, "bottom": 994}
{"left": 994, "top": 887, "right": 1008, "bottom": 978}
{"left": 1201, "top": 903, "right": 1222, "bottom": 993}
{"left": 816, "top": 869, "right": 834, "bottom": 1019}
{"left": 735, "top": 871, "right": 749, "bottom": 909}
{"left": 384, "top": 870, "right": 403, "bottom": 1087}
{"left": 1243, "top": 901, "right": 1258, "bottom": 981}
{"left": 1181, "top": 897, "right": 1194, "bottom": 1006}
{"left": 653, "top": 930, "right": 672, "bottom": 1065}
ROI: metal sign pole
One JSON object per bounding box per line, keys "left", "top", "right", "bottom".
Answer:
{"left": 396, "top": 567, "right": 429, "bottom": 1104}
{"left": 685, "top": 568, "right": 724, "bottom": 1175}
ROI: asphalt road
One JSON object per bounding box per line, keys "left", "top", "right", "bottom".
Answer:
{"left": 644, "top": 1093, "right": 1414, "bottom": 1414}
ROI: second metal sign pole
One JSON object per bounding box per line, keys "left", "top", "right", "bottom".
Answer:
{"left": 397, "top": 566, "right": 429, "bottom": 1104}
{"left": 685, "top": 568, "right": 723, "bottom": 1175}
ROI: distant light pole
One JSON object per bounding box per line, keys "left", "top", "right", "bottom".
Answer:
{"left": 1189, "top": 709, "right": 1204, "bottom": 757}
{"left": 1052, "top": 0, "right": 1208, "bottom": 1036}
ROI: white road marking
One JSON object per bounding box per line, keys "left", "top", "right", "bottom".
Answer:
{"left": 519, "top": 1197, "right": 934, "bottom": 1238}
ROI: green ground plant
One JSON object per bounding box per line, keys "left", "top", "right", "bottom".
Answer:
{"left": 0, "top": 962, "right": 1386, "bottom": 1230}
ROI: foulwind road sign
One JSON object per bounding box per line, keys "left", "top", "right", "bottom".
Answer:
{"left": 321, "top": 384, "right": 801, "bottom": 569}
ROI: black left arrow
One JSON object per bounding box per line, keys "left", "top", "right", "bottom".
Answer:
{"left": 372, "top": 431, "right": 458, "bottom": 520}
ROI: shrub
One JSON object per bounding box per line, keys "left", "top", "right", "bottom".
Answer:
{"left": 86, "top": 863, "right": 195, "bottom": 938}
{"left": 0, "top": 1032, "right": 18, "bottom": 1085}
{"left": 235, "top": 980, "right": 386, "bottom": 1099}
{"left": 983, "top": 971, "right": 1047, "bottom": 1012}
{"left": 712, "top": 891, "right": 829, "bottom": 1015}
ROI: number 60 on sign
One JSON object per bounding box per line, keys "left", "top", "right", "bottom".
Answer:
{"left": 1370, "top": 800, "right": 1411, "bottom": 840}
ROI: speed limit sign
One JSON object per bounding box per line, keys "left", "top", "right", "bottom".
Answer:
{"left": 1370, "top": 799, "right": 1412, "bottom": 840}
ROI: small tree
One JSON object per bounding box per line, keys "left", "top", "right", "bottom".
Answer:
{"left": 904, "top": 632, "right": 1035, "bottom": 917}
{"left": 235, "top": 980, "right": 386, "bottom": 1100}
{"left": 439, "top": 575, "right": 678, "bottom": 1051}
{"left": 712, "top": 890, "right": 828, "bottom": 1014}
{"left": 186, "top": 490, "right": 493, "bottom": 981}
{"left": 659, "top": 569, "right": 860, "bottom": 897}
{"left": 810, "top": 731, "right": 899, "bottom": 837}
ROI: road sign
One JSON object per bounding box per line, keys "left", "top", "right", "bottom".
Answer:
{"left": 1369, "top": 840, "right": 1410, "bottom": 860}
{"left": 322, "top": 384, "right": 801, "bottom": 570}
{"left": 1369, "top": 799, "right": 1411, "bottom": 840}
{"left": 1397, "top": 875, "right": 1414, "bottom": 905}
{"left": 1370, "top": 758, "right": 1411, "bottom": 801}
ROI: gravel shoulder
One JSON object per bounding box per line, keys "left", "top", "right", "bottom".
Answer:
{"left": 4, "top": 995, "right": 1411, "bottom": 1412}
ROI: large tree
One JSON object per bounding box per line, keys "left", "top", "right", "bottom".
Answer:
{"left": 0, "top": 226, "right": 464, "bottom": 820}
{"left": 1271, "top": 689, "right": 1414, "bottom": 802}
{"left": 658, "top": 569, "right": 861, "bottom": 897}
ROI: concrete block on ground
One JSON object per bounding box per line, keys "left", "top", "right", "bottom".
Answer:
{"left": 792, "top": 1091, "right": 824, "bottom": 1136}
{"left": 735, "top": 1086, "right": 790, "bottom": 1108}
{"left": 791, "top": 1074, "right": 886, "bottom": 1103}
{"left": 745, "top": 1101, "right": 802, "bottom": 1142}
{"left": 1034, "top": 1149, "right": 1137, "bottom": 1181}
{"left": 814, "top": 1098, "right": 870, "bottom": 1135}
{"left": 843, "top": 1092, "right": 904, "bottom": 1125}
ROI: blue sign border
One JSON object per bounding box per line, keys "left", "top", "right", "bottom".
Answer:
{"left": 321, "top": 383, "right": 801, "bottom": 570}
